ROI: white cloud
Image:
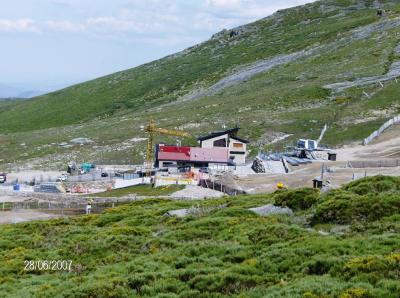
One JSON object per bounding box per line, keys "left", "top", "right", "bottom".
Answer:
{"left": 0, "top": 0, "right": 320, "bottom": 86}
{"left": 45, "top": 20, "right": 84, "bottom": 32}
{"left": 0, "top": 0, "right": 317, "bottom": 45}
{"left": 202, "top": 0, "right": 312, "bottom": 20}
{"left": 85, "top": 17, "right": 161, "bottom": 34}
{"left": 0, "top": 19, "right": 41, "bottom": 34}
{"left": 205, "top": 0, "right": 244, "bottom": 10}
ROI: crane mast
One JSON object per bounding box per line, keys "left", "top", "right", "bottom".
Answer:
{"left": 145, "top": 119, "right": 191, "bottom": 176}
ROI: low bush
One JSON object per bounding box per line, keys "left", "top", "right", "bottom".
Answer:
{"left": 0, "top": 176, "right": 399, "bottom": 296}
{"left": 343, "top": 176, "right": 400, "bottom": 195}
{"left": 274, "top": 188, "right": 320, "bottom": 210}
{"left": 312, "top": 190, "right": 400, "bottom": 224}
{"left": 340, "top": 254, "right": 400, "bottom": 281}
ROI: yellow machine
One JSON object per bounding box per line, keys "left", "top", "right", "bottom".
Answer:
{"left": 145, "top": 119, "right": 191, "bottom": 176}
{"left": 277, "top": 182, "right": 285, "bottom": 190}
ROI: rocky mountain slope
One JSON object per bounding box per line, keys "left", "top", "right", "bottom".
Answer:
{"left": 1, "top": 0, "right": 400, "bottom": 168}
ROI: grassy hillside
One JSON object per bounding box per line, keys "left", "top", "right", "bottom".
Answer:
{"left": 0, "top": 176, "right": 399, "bottom": 297}
{"left": 1, "top": 0, "right": 400, "bottom": 167}
{"left": 0, "top": 0, "right": 382, "bottom": 132}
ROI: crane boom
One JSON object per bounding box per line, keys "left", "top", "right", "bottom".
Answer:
{"left": 152, "top": 127, "right": 191, "bottom": 137}
{"left": 144, "top": 119, "right": 191, "bottom": 176}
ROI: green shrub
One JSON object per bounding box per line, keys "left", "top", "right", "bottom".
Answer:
{"left": 340, "top": 254, "right": 400, "bottom": 280}
{"left": 188, "top": 272, "right": 261, "bottom": 294}
{"left": 67, "top": 278, "right": 131, "bottom": 297}
{"left": 93, "top": 213, "right": 125, "bottom": 227}
{"left": 339, "top": 288, "right": 374, "bottom": 298}
{"left": 343, "top": 176, "right": 400, "bottom": 195}
{"left": 274, "top": 188, "right": 320, "bottom": 211}
{"left": 312, "top": 190, "right": 400, "bottom": 224}
{"left": 0, "top": 177, "right": 399, "bottom": 296}
{"left": 212, "top": 207, "right": 255, "bottom": 218}
{"left": 304, "top": 256, "right": 343, "bottom": 276}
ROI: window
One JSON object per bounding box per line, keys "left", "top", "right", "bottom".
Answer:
{"left": 213, "top": 138, "right": 227, "bottom": 147}
{"left": 229, "top": 151, "right": 245, "bottom": 155}
{"left": 298, "top": 140, "right": 306, "bottom": 148}
{"left": 233, "top": 142, "right": 243, "bottom": 148}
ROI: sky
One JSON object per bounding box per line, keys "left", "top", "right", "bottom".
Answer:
{"left": 0, "top": 0, "right": 316, "bottom": 94}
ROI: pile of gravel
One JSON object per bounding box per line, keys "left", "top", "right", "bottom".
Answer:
{"left": 249, "top": 204, "right": 293, "bottom": 216}
{"left": 170, "top": 185, "right": 225, "bottom": 200}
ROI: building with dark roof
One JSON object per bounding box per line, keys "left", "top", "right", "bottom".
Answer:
{"left": 198, "top": 128, "right": 249, "bottom": 165}
{"left": 155, "top": 128, "right": 249, "bottom": 169}
{"left": 156, "top": 144, "right": 232, "bottom": 169}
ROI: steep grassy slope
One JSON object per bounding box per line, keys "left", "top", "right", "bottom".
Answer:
{"left": 1, "top": 0, "right": 400, "bottom": 167}
{"left": 0, "top": 0, "right": 390, "bottom": 132}
{"left": 0, "top": 176, "right": 399, "bottom": 297}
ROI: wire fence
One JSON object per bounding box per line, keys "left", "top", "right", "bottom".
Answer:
{"left": 0, "top": 200, "right": 125, "bottom": 214}
{"left": 347, "top": 160, "right": 400, "bottom": 168}
{"left": 363, "top": 114, "right": 400, "bottom": 145}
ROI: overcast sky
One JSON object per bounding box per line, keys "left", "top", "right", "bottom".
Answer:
{"left": 0, "top": 0, "right": 316, "bottom": 90}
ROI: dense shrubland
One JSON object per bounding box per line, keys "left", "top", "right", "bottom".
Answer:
{"left": 0, "top": 176, "right": 399, "bottom": 297}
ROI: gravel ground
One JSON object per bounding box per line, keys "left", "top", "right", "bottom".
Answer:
{"left": 169, "top": 185, "right": 225, "bottom": 200}
{"left": 324, "top": 61, "right": 400, "bottom": 93}
{"left": 0, "top": 210, "right": 64, "bottom": 224}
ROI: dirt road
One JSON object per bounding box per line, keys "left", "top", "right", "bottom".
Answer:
{"left": 235, "top": 125, "right": 400, "bottom": 193}
{"left": 336, "top": 125, "right": 400, "bottom": 160}
{"left": 0, "top": 210, "right": 64, "bottom": 224}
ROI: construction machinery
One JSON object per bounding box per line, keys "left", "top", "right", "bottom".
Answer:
{"left": 145, "top": 119, "right": 191, "bottom": 176}
{"left": 296, "top": 138, "right": 336, "bottom": 160}
{"left": 276, "top": 182, "right": 286, "bottom": 190}
{"left": 0, "top": 173, "right": 6, "bottom": 183}
{"left": 297, "top": 139, "right": 318, "bottom": 150}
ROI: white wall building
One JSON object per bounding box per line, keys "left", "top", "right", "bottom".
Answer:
{"left": 198, "top": 128, "right": 249, "bottom": 165}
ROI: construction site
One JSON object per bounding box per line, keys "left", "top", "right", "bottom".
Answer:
{"left": 0, "top": 114, "right": 399, "bottom": 225}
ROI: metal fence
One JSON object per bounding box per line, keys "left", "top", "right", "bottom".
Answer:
{"left": 1, "top": 200, "right": 125, "bottom": 214}
{"left": 347, "top": 160, "right": 400, "bottom": 168}
{"left": 363, "top": 114, "right": 400, "bottom": 145}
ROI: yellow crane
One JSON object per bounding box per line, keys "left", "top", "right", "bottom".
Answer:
{"left": 145, "top": 119, "right": 191, "bottom": 176}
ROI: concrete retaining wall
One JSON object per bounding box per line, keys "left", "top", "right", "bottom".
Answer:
{"left": 199, "top": 179, "right": 246, "bottom": 196}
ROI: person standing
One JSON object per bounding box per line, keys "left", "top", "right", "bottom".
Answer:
{"left": 86, "top": 199, "right": 94, "bottom": 214}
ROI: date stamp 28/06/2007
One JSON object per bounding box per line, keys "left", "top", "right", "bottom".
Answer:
{"left": 24, "top": 260, "right": 73, "bottom": 272}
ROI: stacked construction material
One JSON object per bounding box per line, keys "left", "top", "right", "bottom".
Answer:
{"left": 34, "top": 182, "right": 66, "bottom": 193}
